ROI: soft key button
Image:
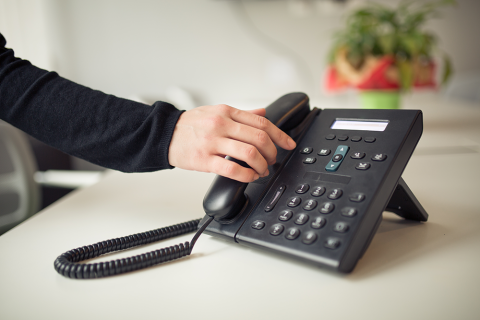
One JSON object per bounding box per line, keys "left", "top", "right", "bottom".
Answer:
{"left": 325, "top": 145, "right": 350, "bottom": 172}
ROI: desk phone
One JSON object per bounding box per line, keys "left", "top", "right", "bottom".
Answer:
{"left": 54, "top": 92, "right": 427, "bottom": 279}
{"left": 201, "top": 92, "right": 428, "bottom": 273}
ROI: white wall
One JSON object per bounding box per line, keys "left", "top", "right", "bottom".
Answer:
{"left": 1, "top": 0, "right": 479, "bottom": 108}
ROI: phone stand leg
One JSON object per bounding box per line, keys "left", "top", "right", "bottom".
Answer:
{"left": 385, "top": 177, "right": 428, "bottom": 221}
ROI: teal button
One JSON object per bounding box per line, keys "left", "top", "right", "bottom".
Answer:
{"left": 325, "top": 145, "right": 349, "bottom": 172}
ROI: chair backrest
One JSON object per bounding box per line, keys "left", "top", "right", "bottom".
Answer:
{"left": 0, "top": 121, "right": 40, "bottom": 234}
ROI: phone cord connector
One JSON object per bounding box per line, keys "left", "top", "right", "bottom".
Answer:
{"left": 54, "top": 217, "right": 213, "bottom": 279}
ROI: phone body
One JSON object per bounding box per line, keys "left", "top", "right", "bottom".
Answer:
{"left": 201, "top": 92, "right": 428, "bottom": 273}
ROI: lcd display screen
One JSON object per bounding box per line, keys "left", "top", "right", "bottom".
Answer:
{"left": 330, "top": 119, "right": 389, "bottom": 131}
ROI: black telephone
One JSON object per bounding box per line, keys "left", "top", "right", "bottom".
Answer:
{"left": 54, "top": 92, "right": 427, "bottom": 278}
{"left": 201, "top": 92, "right": 428, "bottom": 273}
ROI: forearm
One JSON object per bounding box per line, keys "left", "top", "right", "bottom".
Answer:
{"left": 0, "top": 38, "right": 183, "bottom": 172}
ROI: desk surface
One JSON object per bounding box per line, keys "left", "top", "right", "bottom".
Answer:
{"left": 1, "top": 94, "right": 480, "bottom": 320}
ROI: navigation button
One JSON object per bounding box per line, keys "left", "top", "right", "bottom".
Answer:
{"left": 325, "top": 145, "right": 350, "bottom": 172}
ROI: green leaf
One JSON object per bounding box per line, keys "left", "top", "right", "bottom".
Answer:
{"left": 441, "top": 54, "right": 453, "bottom": 85}
{"left": 378, "top": 34, "right": 396, "bottom": 54}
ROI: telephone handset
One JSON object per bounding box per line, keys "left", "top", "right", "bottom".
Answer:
{"left": 54, "top": 92, "right": 427, "bottom": 278}
{"left": 203, "top": 92, "right": 311, "bottom": 221}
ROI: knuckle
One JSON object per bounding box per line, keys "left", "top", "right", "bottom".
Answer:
{"left": 222, "top": 161, "right": 237, "bottom": 176}
{"left": 255, "top": 115, "right": 269, "bottom": 130}
{"left": 216, "top": 104, "right": 231, "bottom": 115}
{"left": 256, "top": 130, "right": 269, "bottom": 145}
{"left": 244, "top": 145, "right": 258, "bottom": 161}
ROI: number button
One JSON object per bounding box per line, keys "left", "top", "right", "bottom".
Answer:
{"left": 319, "top": 202, "right": 335, "bottom": 214}
{"left": 327, "top": 188, "right": 343, "bottom": 200}
{"left": 285, "top": 228, "right": 301, "bottom": 240}
{"left": 303, "top": 199, "right": 317, "bottom": 211}
{"left": 269, "top": 224, "right": 284, "bottom": 236}
{"left": 311, "top": 216, "right": 326, "bottom": 229}
{"left": 295, "top": 184, "right": 310, "bottom": 194}
{"left": 294, "top": 213, "right": 309, "bottom": 225}
{"left": 278, "top": 210, "right": 293, "bottom": 221}
{"left": 311, "top": 186, "right": 326, "bottom": 197}
{"left": 287, "top": 197, "right": 302, "bottom": 207}
{"left": 302, "top": 232, "right": 317, "bottom": 245}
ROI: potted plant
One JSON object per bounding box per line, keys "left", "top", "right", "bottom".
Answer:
{"left": 325, "top": 0, "right": 455, "bottom": 109}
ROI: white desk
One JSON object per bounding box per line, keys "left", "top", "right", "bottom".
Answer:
{"left": 1, "top": 94, "right": 479, "bottom": 320}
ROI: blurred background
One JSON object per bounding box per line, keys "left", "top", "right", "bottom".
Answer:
{"left": 0, "top": 0, "right": 479, "bottom": 213}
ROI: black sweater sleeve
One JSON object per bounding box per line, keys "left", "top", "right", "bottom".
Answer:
{"left": 0, "top": 33, "right": 184, "bottom": 173}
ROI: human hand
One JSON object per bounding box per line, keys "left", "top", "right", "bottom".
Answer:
{"left": 168, "top": 104, "right": 296, "bottom": 182}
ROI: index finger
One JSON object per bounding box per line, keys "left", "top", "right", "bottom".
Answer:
{"left": 230, "top": 108, "right": 296, "bottom": 151}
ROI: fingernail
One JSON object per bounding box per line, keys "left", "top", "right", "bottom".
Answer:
{"left": 288, "top": 138, "right": 296, "bottom": 149}
{"left": 253, "top": 173, "right": 260, "bottom": 180}
{"left": 262, "top": 169, "right": 269, "bottom": 177}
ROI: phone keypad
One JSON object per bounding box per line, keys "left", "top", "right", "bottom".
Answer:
{"left": 248, "top": 137, "right": 388, "bottom": 259}
{"left": 251, "top": 183, "right": 366, "bottom": 249}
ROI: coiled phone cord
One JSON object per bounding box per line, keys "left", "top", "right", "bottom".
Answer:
{"left": 54, "top": 216, "right": 213, "bottom": 279}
